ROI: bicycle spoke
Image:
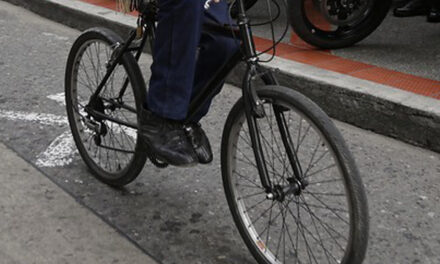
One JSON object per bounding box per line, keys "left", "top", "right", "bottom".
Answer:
{"left": 85, "top": 47, "right": 100, "bottom": 86}
{"left": 265, "top": 200, "right": 275, "bottom": 254}
{"left": 238, "top": 190, "right": 266, "bottom": 201}
{"left": 236, "top": 182, "right": 264, "bottom": 189}
{"left": 303, "top": 191, "right": 349, "bottom": 225}
{"left": 303, "top": 148, "right": 330, "bottom": 177}
{"left": 274, "top": 202, "right": 286, "bottom": 259}
{"left": 305, "top": 163, "right": 336, "bottom": 178}
{"left": 298, "top": 196, "right": 347, "bottom": 251}
{"left": 79, "top": 62, "right": 95, "bottom": 92}
{"left": 300, "top": 196, "right": 336, "bottom": 264}
{"left": 294, "top": 201, "right": 348, "bottom": 213}
{"left": 244, "top": 198, "right": 269, "bottom": 213}
{"left": 234, "top": 170, "right": 263, "bottom": 189}
{"left": 255, "top": 204, "right": 284, "bottom": 238}
{"left": 257, "top": 120, "right": 293, "bottom": 183}
{"left": 248, "top": 202, "right": 278, "bottom": 228}
{"left": 307, "top": 178, "right": 342, "bottom": 185}
{"left": 303, "top": 191, "right": 345, "bottom": 197}
{"left": 296, "top": 123, "right": 312, "bottom": 156}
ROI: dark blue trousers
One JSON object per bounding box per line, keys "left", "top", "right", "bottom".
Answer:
{"left": 146, "top": 0, "right": 239, "bottom": 121}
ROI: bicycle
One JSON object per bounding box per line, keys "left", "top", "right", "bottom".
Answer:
{"left": 65, "top": 0, "right": 369, "bottom": 263}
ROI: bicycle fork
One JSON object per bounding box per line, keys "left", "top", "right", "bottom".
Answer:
{"left": 243, "top": 64, "right": 308, "bottom": 201}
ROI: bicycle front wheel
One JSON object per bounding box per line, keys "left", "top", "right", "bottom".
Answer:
{"left": 221, "top": 85, "right": 369, "bottom": 264}
{"left": 65, "top": 28, "right": 148, "bottom": 187}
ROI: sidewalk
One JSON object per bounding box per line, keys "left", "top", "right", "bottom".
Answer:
{"left": 3, "top": 0, "right": 439, "bottom": 153}
{"left": 0, "top": 142, "right": 159, "bottom": 264}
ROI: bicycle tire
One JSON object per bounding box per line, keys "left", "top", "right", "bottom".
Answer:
{"left": 221, "top": 85, "right": 369, "bottom": 263}
{"left": 65, "top": 27, "right": 148, "bottom": 187}
{"left": 288, "top": 0, "right": 392, "bottom": 49}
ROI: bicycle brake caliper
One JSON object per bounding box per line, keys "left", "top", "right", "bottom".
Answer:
{"left": 249, "top": 81, "right": 265, "bottom": 118}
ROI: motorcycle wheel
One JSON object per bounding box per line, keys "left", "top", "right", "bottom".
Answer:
{"left": 288, "top": 0, "right": 392, "bottom": 49}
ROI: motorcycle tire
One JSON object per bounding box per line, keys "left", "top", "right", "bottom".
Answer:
{"left": 288, "top": 0, "right": 392, "bottom": 49}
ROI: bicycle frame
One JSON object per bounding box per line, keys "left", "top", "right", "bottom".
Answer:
{"left": 85, "top": 0, "right": 305, "bottom": 195}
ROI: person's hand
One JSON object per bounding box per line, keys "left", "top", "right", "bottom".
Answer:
{"left": 213, "top": 0, "right": 220, "bottom": 3}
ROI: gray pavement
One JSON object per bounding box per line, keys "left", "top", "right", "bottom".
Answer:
{"left": 1, "top": 2, "right": 440, "bottom": 264}
{"left": 0, "top": 141, "right": 158, "bottom": 264}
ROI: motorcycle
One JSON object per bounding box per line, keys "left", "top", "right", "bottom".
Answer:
{"left": 231, "top": 0, "right": 393, "bottom": 49}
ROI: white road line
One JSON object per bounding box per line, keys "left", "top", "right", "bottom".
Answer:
{"left": 0, "top": 107, "right": 70, "bottom": 167}
{"left": 1, "top": 93, "right": 137, "bottom": 168}
{"left": 35, "top": 131, "right": 77, "bottom": 168}
{"left": 0, "top": 109, "right": 67, "bottom": 126}
{"left": 47, "top": 92, "right": 66, "bottom": 106}
{"left": 42, "top": 32, "right": 69, "bottom": 41}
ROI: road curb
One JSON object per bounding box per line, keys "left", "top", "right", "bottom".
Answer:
{"left": 4, "top": 0, "right": 439, "bottom": 153}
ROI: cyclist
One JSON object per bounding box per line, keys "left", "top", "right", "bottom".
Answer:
{"left": 138, "top": 0, "right": 240, "bottom": 166}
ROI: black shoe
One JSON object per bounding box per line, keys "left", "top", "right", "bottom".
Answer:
{"left": 393, "top": 0, "right": 428, "bottom": 17}
{"left": 139, "top": 109, "right": 197, "bottom": 167}
{"left": 427, "top": 7, "right": 440, "bottom": 22}
{"left": 185, "top": 123, "right": 213, "bottom": 164}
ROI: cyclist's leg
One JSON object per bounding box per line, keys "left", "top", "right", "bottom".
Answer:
{"left": 146, "top": 0, "right": 204, "bottom": 120}
{"left": 190, "top": 2, "right": 240, "bottom": 122}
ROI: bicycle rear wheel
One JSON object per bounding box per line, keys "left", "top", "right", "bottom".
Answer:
{"left": 65, "top": 28, "right": 148, "bottom": 187}
{"left": 221, "top": 85, "right": 369, "bottom": 264}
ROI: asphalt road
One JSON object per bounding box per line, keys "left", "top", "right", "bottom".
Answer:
{"left": 0, "top": 1, "right": 439, "bottom": 264}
